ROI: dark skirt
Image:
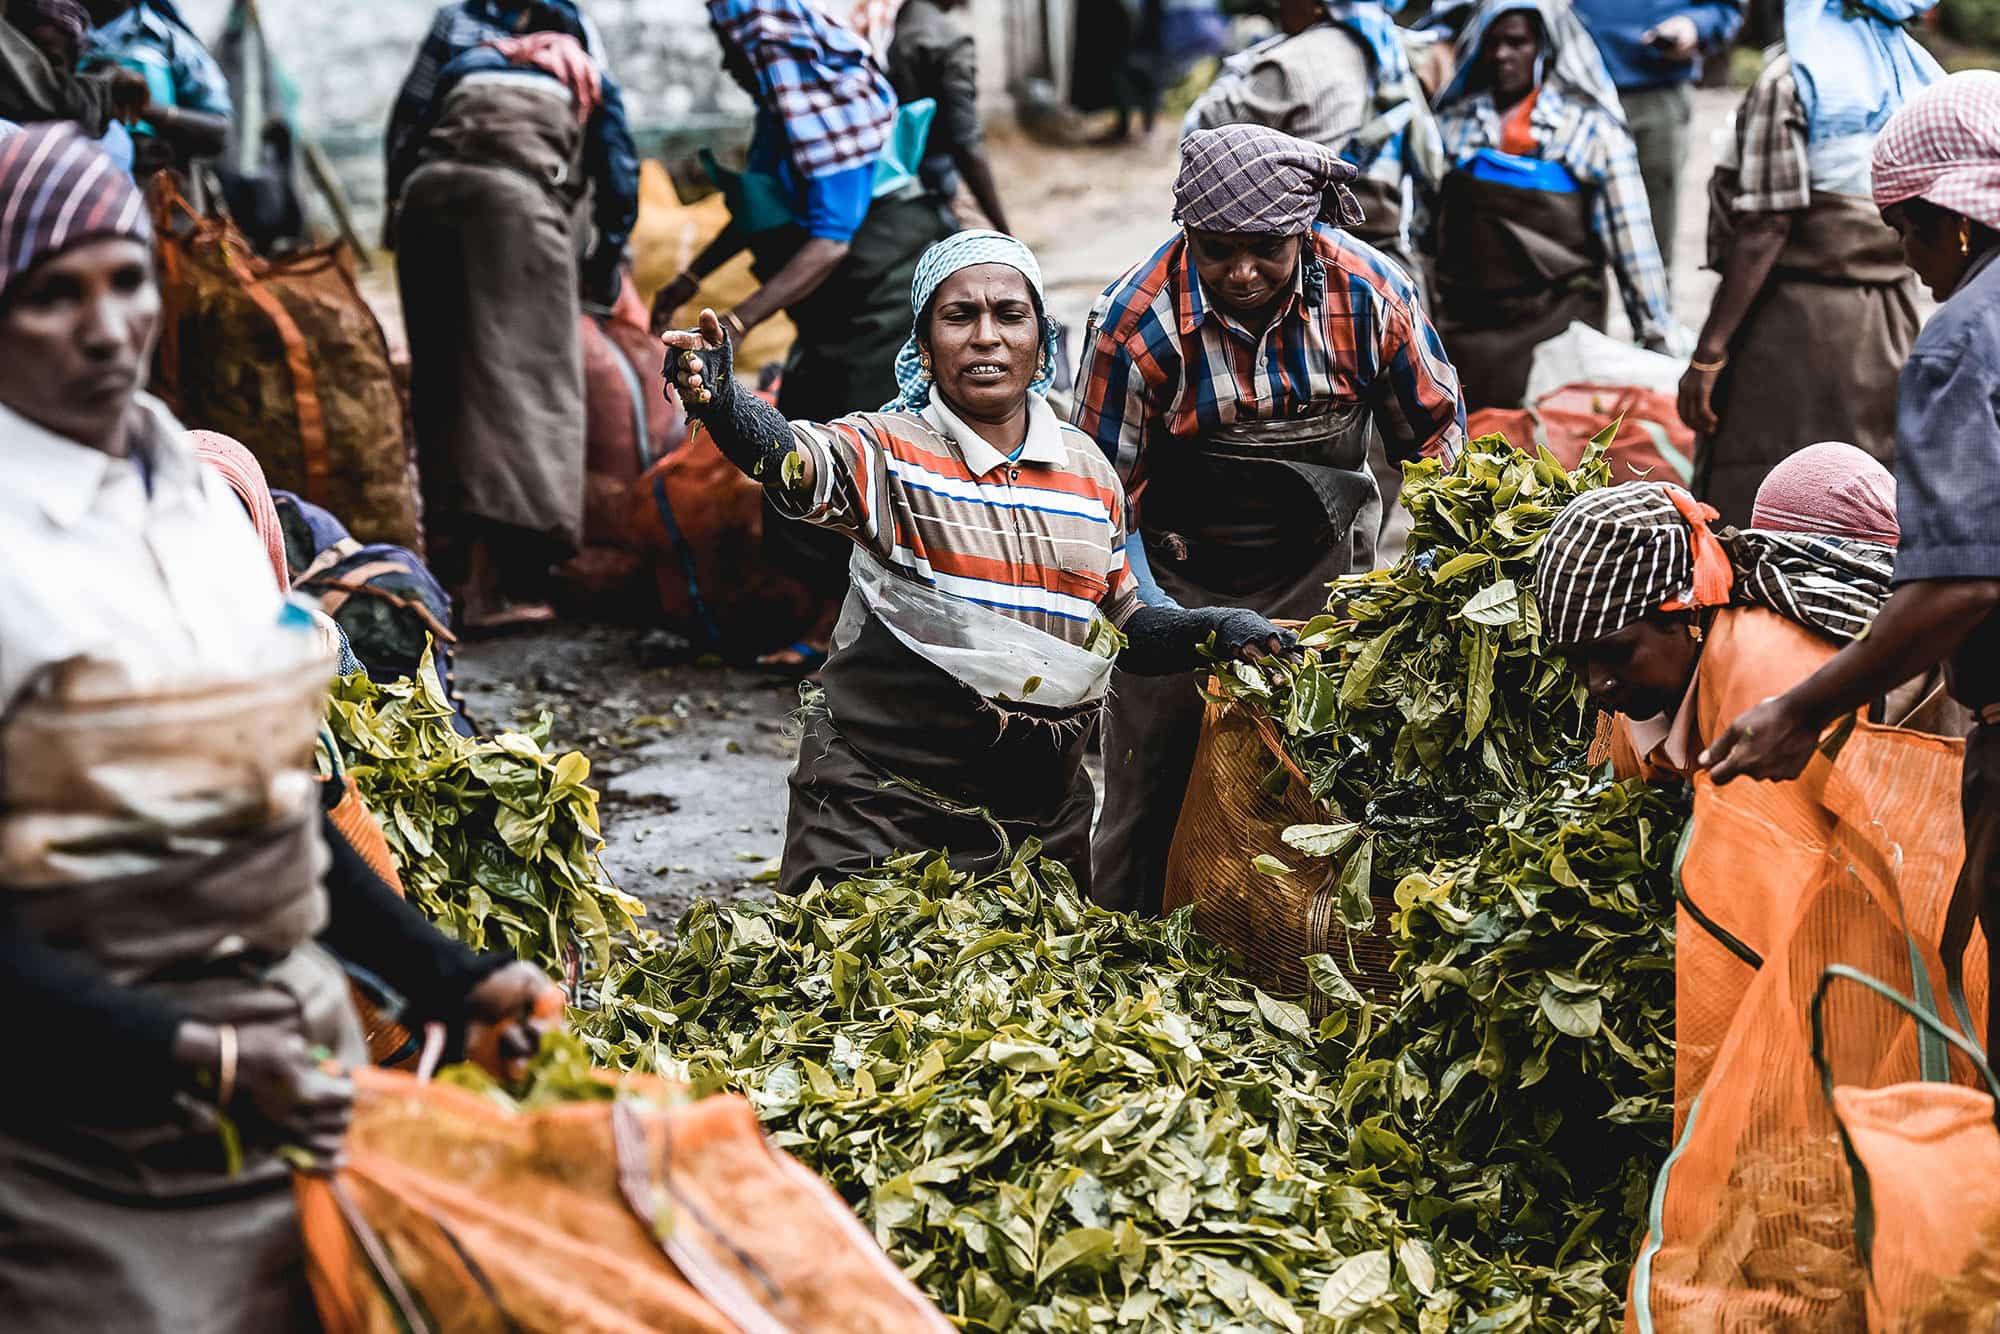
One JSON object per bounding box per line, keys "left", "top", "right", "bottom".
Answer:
{"left": 1694, "top": 191, "right": 1919, "bottom": 527}
{"left": 780, "top": 705, "right": 1095, "bottom": 897}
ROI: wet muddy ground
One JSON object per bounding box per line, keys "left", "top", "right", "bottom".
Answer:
{"left": 455, "top": 626, "right": 804, "bottom": 926}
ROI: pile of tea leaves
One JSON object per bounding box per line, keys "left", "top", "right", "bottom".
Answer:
{"left": 323, "top": 656, "right": 643, "bottom": 977}
{"left": 1212, "top": 437, "right": 1608, "bottom": 886}
{"left": 575, "top": 843, "right": 1677, "bottom": 1331}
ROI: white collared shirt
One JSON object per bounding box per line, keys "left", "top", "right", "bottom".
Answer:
{"left": 0, "top": 394, "right": 287, "bottom": 709}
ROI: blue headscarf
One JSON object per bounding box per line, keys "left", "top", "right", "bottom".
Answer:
{"left": 1784, "top": 0, "right": 1942, "bottom": 145}
{"left": 885, "top": 230, "right": 1059, "bottom": 413}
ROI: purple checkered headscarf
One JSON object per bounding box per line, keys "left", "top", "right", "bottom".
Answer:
{"left": 1172, "top": 124, "right": 1366, "bottom": 235}
{"left": 0, "top": 123, "right": 150, "bottom": 302}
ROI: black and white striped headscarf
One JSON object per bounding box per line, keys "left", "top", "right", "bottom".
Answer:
{"left": 1534, "top": 483, "right": 1893, "bottom": 646}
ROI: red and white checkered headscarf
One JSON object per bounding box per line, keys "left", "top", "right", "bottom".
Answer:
{"left": 1872, "top": 69, "right": 2000, "bottom": 232}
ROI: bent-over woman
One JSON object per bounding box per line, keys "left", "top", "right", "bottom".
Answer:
{"left": 665, "top": 231, "right": 1295, "bottom": 895}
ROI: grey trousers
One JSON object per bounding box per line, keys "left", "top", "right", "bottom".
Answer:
{"left": 1621, "top": 82, "right": 1693, "bottom": 286}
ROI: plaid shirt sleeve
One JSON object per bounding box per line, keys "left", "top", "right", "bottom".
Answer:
{"left": 386, "top": 7, "right": 462, "bottom": 193}
{"left": 1732, "top": 61, "right": 1810, "bottom": 216}
{"left": 1070, "top": 301, "right": 1157, "bottom": 498}
{"left": 1585, "top": 112, "right": 1673, "bottom": 343}
{"left": 1364, "top": 257, "right": 1467, "bottom": 466}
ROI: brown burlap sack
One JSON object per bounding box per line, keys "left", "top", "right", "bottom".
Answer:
{"left": 1163, "top": 689, "right": 1399, "bottom": 999}
{"left": 149, "top": 174, "right": 421, "bottom": 552}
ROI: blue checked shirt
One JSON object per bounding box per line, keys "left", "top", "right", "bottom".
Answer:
{"left": 1435, "top": 84, "right": 1673, "bottom": 343}
{"left": 1073, "top": 224, "right": 1466, "bottom": 501}
{"left": 707, "top": 0, "right": 898, "bottom": 182}
{"left": 385, "top": 1, "right": 637, "bottom": 261}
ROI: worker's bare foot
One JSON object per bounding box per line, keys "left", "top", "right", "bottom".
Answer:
{"left": 456, "top": 538, "right": 557, "bottom": 636}
{"left": 756, "top": 638, "right": 829, "bottom": 677}
{"left": 461, "top": 600, "right": 558, "bottom": 637}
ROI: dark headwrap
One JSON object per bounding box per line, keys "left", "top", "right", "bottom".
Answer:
{"left": 1533, "top": 483, "right": 1893, "bottom": 647}
{"left": 0, "top": 123, "right": 150, "bottom": 303}
{"left": 1172, "top": 124, "right": 1365, "bottom": 235}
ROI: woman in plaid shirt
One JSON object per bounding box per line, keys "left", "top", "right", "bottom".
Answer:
{"left": 1678, "top": 0, "right": 1940, "bottom": 525}
{"left": 1072, "top": 124, "right": 1464, "bottom": 915}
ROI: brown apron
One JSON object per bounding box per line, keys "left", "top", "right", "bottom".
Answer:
{"left": 1694, "top": 177, "right": 1921, "bottom": 526}
{"left": 398, "top": 75, "right": 590, "bottom": 564}
{"left": 781, "top": 614, "right": 1097, "bottom": 896}
{"left": 1429, "top": 166, "right": 1607, "bottom": 413}
{"left": 0, "top": 653, "right": 363, "bottom": 1334}
{"left": 1092, "top": 406, "right": 1378, "bottom": 915}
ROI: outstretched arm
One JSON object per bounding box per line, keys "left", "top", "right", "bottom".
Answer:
{"left": 1117, "top": 604, "right": 1296, "bottom": 676}
{"left": 663, "top": 309, "right": 814, "bottom": 492}
{"left": 1700, "top": 579, "right": 2000, "bottom": 782}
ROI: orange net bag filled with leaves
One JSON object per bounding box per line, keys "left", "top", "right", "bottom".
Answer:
{"left": 300, "top": 1066, "right": 953, "bottom": 1334}
{"left": 1630, "top": 722, "right": 1990, "bottom": 1330}
{"left": 1162, "top": 689, "right": 1398, "bottom": 999}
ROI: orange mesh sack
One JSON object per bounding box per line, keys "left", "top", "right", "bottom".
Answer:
{"left": 1816, "top": 964, "right": 2000, "bottom": 1332}
{"left": 624, "top": 424, "right": 817, "bottom": 654}
{"left": 1469, "top": 384, "right": 1694, "bottom": 488}
{"left": 1631, "top": 723, "right": 1990, "bottom": 1330}
{"left": 300, "top": 1066, "right": 953, "bottom": 1334}
{"left": 1162, "top": 690, "right": 1398, "bottom": 998}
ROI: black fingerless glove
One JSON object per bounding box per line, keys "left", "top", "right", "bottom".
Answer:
{"left": 665, "top": 329, "right": 796, "bottom": 483}
{"left": 1116, "top": 605, "right": 1297, "bottom": 677}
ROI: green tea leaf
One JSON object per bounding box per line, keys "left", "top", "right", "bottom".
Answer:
{"left": 1281, "top": 822, "right": 1361, "bottom": 858}
{"left": 1460, "top": 578, "right": 1521, "bottom": 627}
{"left": 1538, "top": 988, "right": 1604, "bottom": 1039}
{"left": 1318, "top": 1248, "right": 1393, "bottom": 1317}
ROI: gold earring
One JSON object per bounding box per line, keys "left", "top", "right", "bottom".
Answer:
{"left": 919, "top": 349, "right": 932, "bottom": 370}
{"left": 1962, "top": 224, "right": 1972, "bottom": 258}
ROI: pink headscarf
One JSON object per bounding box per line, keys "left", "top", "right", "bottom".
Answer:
{"left": 192, "top": 430, "right": 290, "bottom": 593}
{"left": 1750, "top": 442, "right": 1900, "bottom": 546}
{"left": 1872, "top": 69, "right": 2000, "bottom": 232}
{"left": 843, "top": 0, "right": 907, "bottom": 61}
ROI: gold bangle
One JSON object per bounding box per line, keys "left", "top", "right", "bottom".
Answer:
{"left": 216, "top": 1023, "right": 238, "bottom": 1108}
{"left": 722, "top": 310, "right": 747, "bottom": 341}
{"left": 1688, "top": 353, "right": 1727, "bottom": 373}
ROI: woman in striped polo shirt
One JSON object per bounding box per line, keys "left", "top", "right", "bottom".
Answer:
{"left": 665, "top": 230, "right": 1291, "bottom": 895}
